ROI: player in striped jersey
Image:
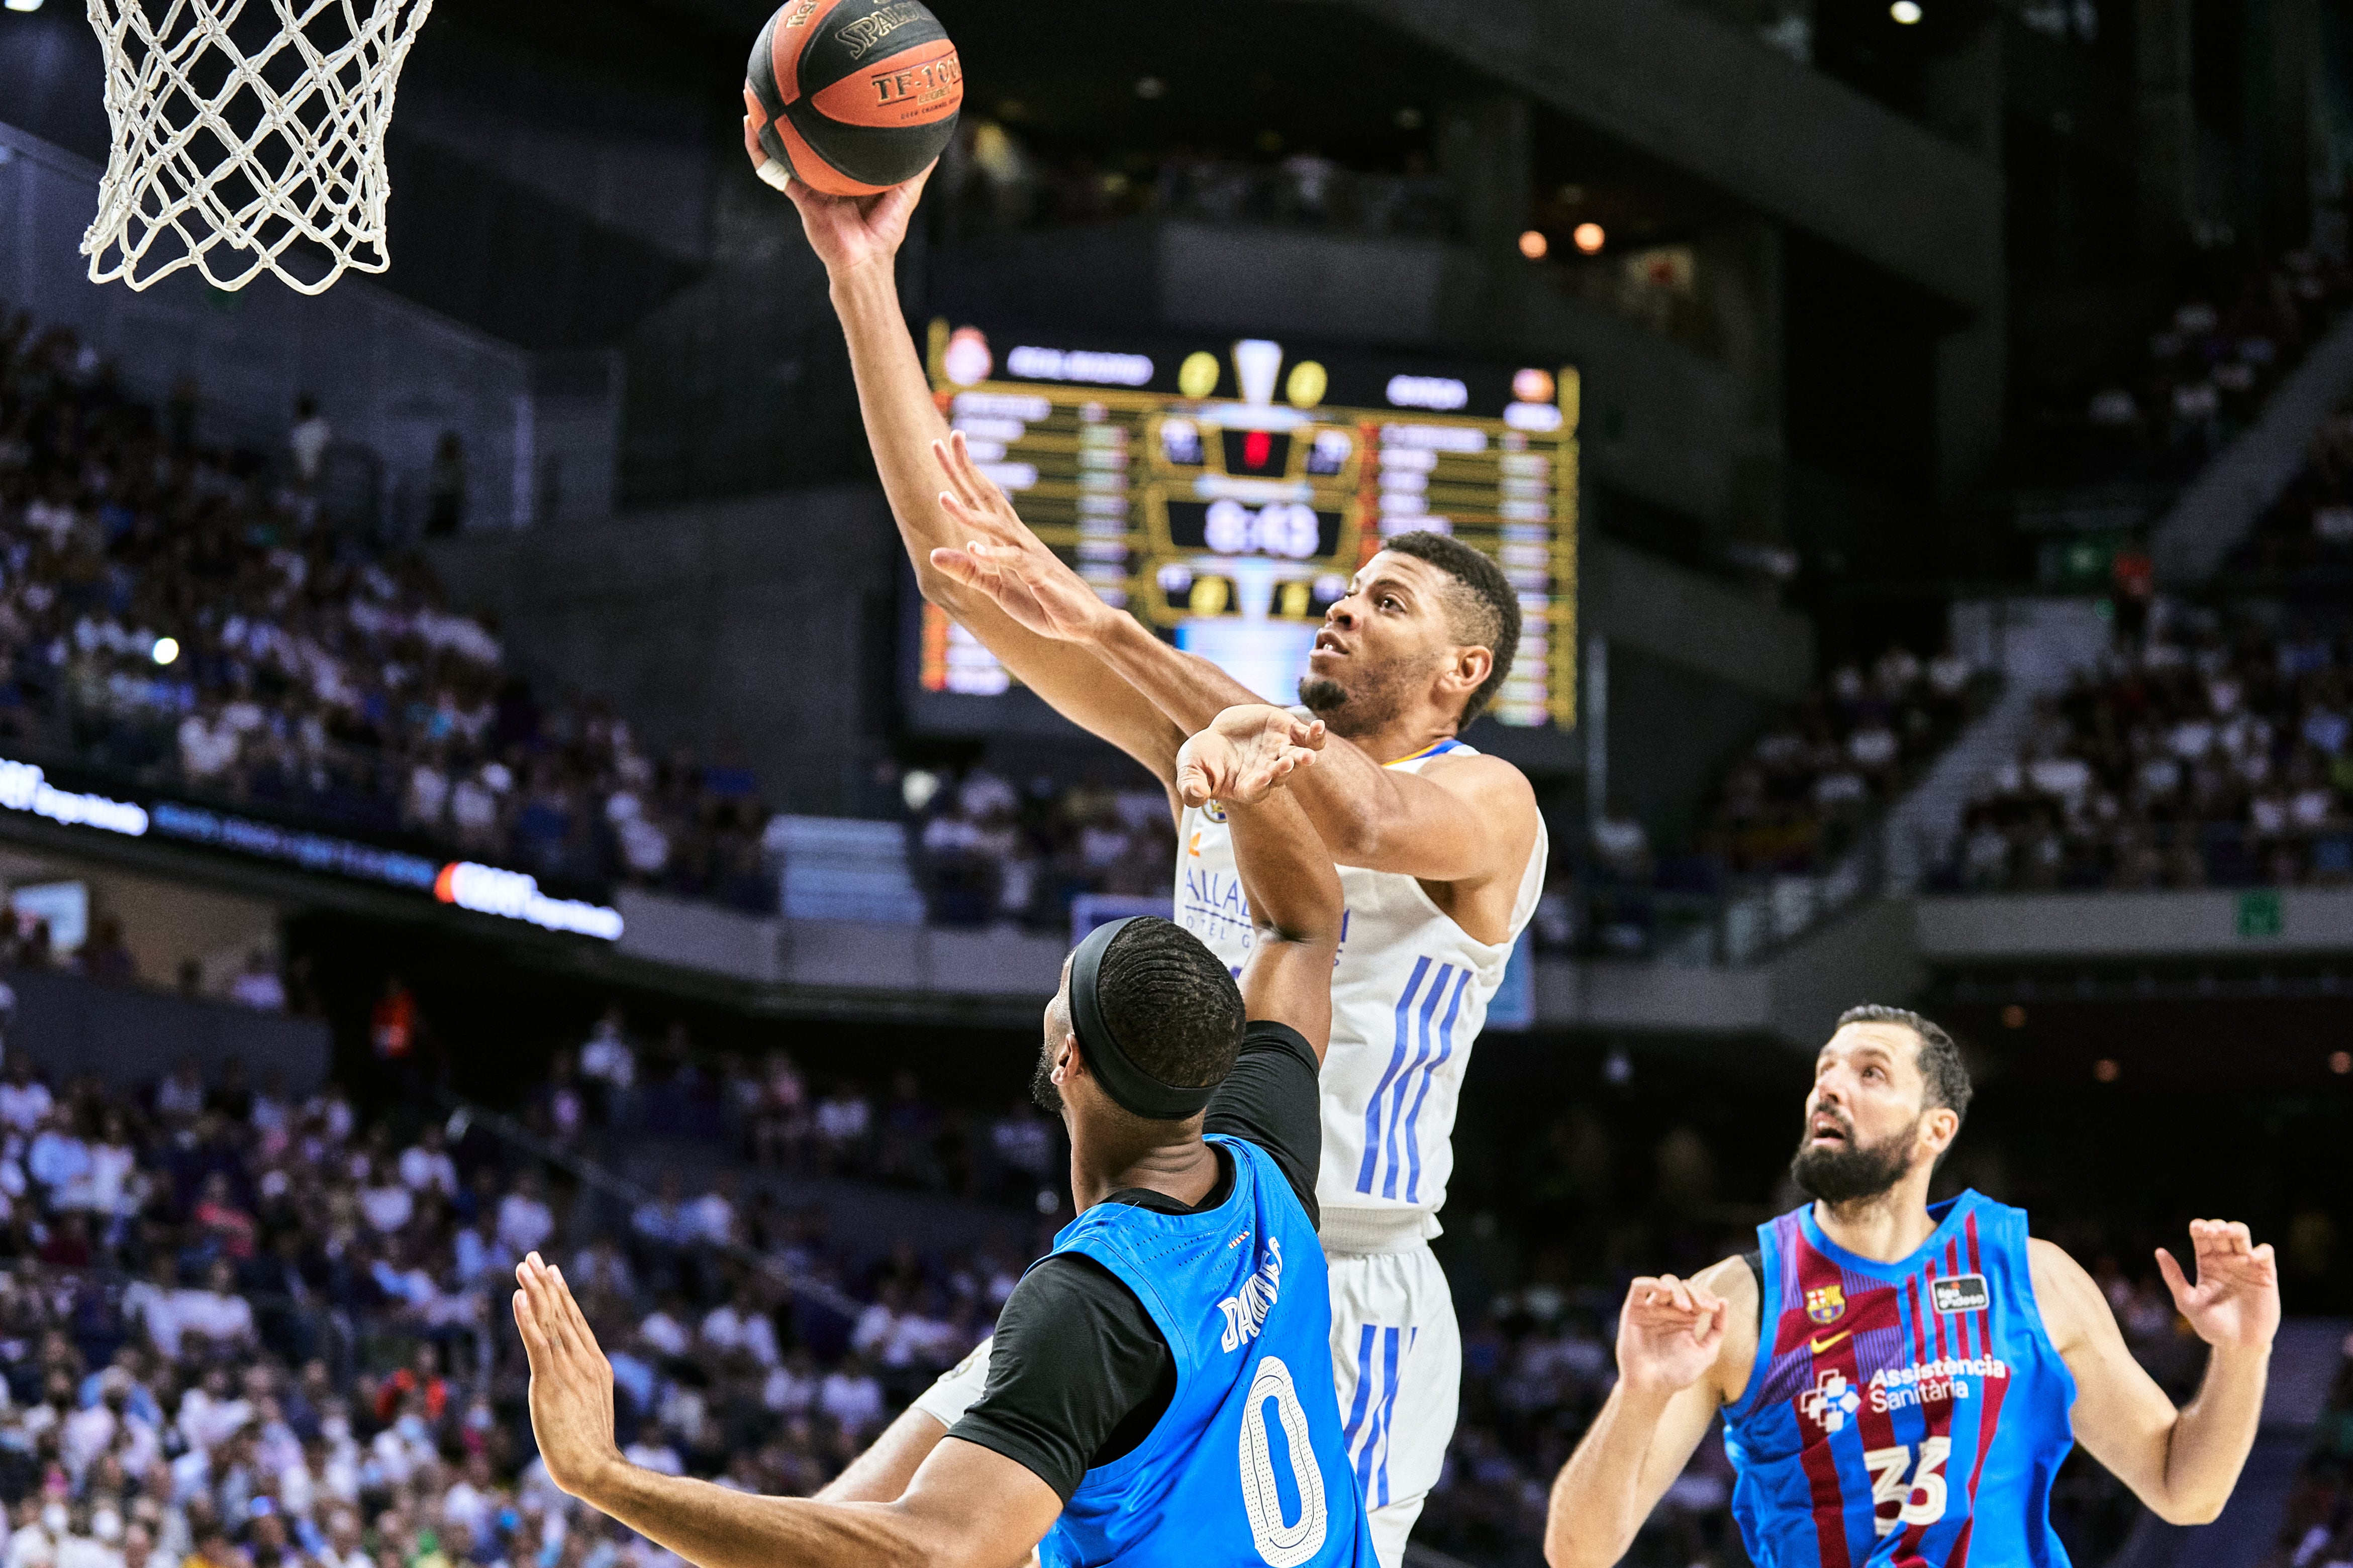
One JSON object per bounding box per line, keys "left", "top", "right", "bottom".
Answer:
{"left": 1544, "top": 1005, "right": 2278, "bottom": 1568}
{"left": 782, "top": 168, "right": 1548, "bottom": 1566}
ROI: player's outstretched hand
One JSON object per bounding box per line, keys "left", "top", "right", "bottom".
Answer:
{"left": 513, "top": 1252, "right": 623, "bottom": 1501}
{"left": 1615, "top": 1274, "right": 1727, "bottom": 1399}
{"left": 928, "top": 431, "right": 1117, "bottom": 644}
{"left": 1177, "top": 706, "right": 1326, "bottom": 808}
{"left": 777, "top": 161, "right": 934, "bottom": 277}
{"left": 2156, "top": 1219, "right": 2280, "bottom": 1352}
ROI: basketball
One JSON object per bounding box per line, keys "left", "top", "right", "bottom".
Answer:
{"left": 743, "top": 0, "right": 963, "bottom": 197}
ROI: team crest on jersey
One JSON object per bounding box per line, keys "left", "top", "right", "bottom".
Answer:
{"left": 1931, "top": 1274, "right": 1990, "bottom": 1314}
{"left": 1804, "top": 1284, "right": 1846, "bottom": 1325}
{"left": 1201, "top": 800, "right": 1228, "bottom": 824}
{"left": 1797, "top": 1368, "right": 1861, "bottom": 1433}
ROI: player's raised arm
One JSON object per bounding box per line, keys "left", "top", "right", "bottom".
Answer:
{"left": 514, "top": 1255, "right": 1057, "bottom": 1568}
{"left": 1544, "top": 1257, "right": 1757, "bottom": 1568}
{"left": 780, "top": 172, "right": 1188, "bottom": 782}
{"left": 1175, "top": 705, "right": 1340, "bottom": 1056}
{"left": 2031, "top": 1221, "right": 2278, "bottom": 1525}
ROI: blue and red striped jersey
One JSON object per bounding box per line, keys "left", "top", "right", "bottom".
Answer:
{"left": 1722, "top": 1191, "right": 2078, "bottom": 1567}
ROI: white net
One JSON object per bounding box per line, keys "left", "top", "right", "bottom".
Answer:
{"left": 81, "top": 0, "right": 436, "bottom": 295}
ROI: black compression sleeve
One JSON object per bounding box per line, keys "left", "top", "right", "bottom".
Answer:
{"left": 945, "top": 1254, "right": 1172, "bottom": 1501}
{"left": 1203, "top": 1020, "right": 1322, "bottom": 1227}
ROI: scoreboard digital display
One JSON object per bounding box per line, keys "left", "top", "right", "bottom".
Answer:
{"left": 908, "top": 323, "right": 1579, "bottom": 745}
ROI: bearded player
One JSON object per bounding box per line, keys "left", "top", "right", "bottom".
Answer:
{"left": 780, "top": 169, "right": 1547, "bottom": 1564}
{"left": 1544, "top": 1005, "right": 2279, "bottom": 1568}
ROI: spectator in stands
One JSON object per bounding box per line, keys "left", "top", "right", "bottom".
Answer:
{"left": 578, "top": 1005, "right": 636, "bottom": 1127}
{"left": 424, "top": 433, "right": 466, "bottom": 538}
{"left": 286, "top": 395, "right": 331, "bottom": 493}
{"left": 0, "top": 1052, "right": 52, "bottom": 1134}
{"left": 747, "top": 1051, "right": 807, "bottom": 1168}
{"left": 227, "top": 953, "right": 285, "bottom": 1013}
{"left": 397, "top": 1124, "right": 457, "bottom": 1200}
{"left": 987, "top": 1099, "right": 1052, "bottom": 1205}
{"left": 78, "top": 918, "right": 136, "bottom": 988}
{"left": 812, "top": 1081, "right": 872, "bottom": 1175}
{"left": 496, "top": 1169, "right": 555, "bottom": 1261}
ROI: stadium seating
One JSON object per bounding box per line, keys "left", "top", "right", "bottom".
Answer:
{"left": 1932, "top": 604, "right": 2353, "bottom": 893}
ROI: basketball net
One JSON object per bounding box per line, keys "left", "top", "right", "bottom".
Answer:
{"left": 81, "top": 0, "right": 435, "bottom": 295}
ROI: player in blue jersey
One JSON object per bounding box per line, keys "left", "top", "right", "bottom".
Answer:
{"left": 508, "top": 703, "right": 1375, "bottom": 1568}
{"left": 1544, "top": 1004, "right": 2279, "bottom": 1568}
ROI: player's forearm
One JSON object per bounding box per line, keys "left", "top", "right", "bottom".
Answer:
{"left": 1091, "top": 610, "right": 1265, "bottom": 736}
{"left": 1543, "top": 1384, "right": 1676, "bottom": 1568}
{"left": 1225, "top": 784, "right": 1343, "bottom": 949}
{"left": 2154, "top": 1343, "right": 2270, "bottom": 1524}
{"left": 579, "top": 1456, "right": 935, "bottom": 1568}
{"left": 1278, "top": 736, "right": 1427, "bottom": 865}
{"left": 827, "top": 259, "right": 962, "bottom": 586}
{"left": 816, "top": 1407, "right": 949, "bottom": 1503}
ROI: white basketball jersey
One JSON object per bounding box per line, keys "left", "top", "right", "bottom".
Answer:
{"left": 1174, "top": 739, "right": 1548, "bottom": 1237}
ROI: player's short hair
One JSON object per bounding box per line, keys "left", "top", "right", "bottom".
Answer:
{"left": 1099, "top": 918, "right": 1245, "bottom": 1093}
{"left": 1379, "top": 531, "right": 1521, "bottom": 724}
{"left": 1836, "top": 1003, "right": 1973, "bottom": 1123}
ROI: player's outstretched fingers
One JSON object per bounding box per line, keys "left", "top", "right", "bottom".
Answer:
{"left": 513, "top": 1269, "right": 560, "bottom": 1366}
{"left": 512, "top": 1285, "right": 548, "bottom": 1361}
{"left": 549, "top": 1264, "right": 600, "bottom": 1351}
{"left": 2153, "top": 1243, "right": 2192, "bottom": 1303}
{"left": 521, "top": 1253, "right": 576, "bottom": 1358}
{"left": 931, "top": 435, "right": 982, "bottom": 508}
{"left": 935, "top": 431, "right": 1006, "bottom": 524}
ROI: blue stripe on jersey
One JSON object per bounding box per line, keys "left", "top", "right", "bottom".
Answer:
{"left": 1341, "top": 1324, "right": 1376, "bottom": 1462}
{"left": 1379, "top": 969, "right": 1454, "bottom": 1199}
{"left": 1401, "top": 967, "right": 1469, "bottom": 1203}
{"left": 1374, "top": 1327, "right": 1401, "bottom": 1506}
{"left": 1342, "top": 1325, "right": 1408, "bottom": 1508}
{"left": 1357, "top": 956, "right": 1434, "bottom": 1194}
{"left": 1358, "top": 960, "right": 1468, "bottom": 1198}
{"left": 1383, "top": 738, "right": 1468, "bottom": 766}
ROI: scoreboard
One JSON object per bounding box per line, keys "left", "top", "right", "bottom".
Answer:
{"left": 909, "top": 323, "right": 1579, "bottom": 741}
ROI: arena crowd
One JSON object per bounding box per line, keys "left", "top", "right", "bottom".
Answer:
{"left": 1938, "top": 601, "right": 2353, "bottom": 891}
{"left": 0, "top": 308, "right": 769, "bottom": 912}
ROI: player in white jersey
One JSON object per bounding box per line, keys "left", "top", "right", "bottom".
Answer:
{"left": 780, "top": 167, "right": 1548, "bottom": 1564}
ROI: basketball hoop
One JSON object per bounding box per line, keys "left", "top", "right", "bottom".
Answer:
{"left": 81, "top": 0, "right": 435, "bottom": 295}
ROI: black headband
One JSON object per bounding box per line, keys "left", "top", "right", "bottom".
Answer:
{"left": 1067, "top": 917, "right": 1216, "bottom": 1121}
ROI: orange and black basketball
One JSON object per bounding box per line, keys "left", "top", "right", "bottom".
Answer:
{"left": 744, "top": 0, "right": 962, "bottom": 197}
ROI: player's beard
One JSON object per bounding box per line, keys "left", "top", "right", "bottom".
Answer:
{"left": 1298, "top": 652, "right": 1435, "bottom": 739}
{"left": 1790, "top": 1119, "right": 1916, "bottom": 1204}
{"left": 1030, "top": 1040, "right": 1063, "bottom": 1118}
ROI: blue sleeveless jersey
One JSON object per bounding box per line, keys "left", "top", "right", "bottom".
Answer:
{"left": 1038, "top": 1135, "right": 1376, "bottom": 1568}
{"left": 1723, "top": 1191, "right": 2078, "bottom": 1568}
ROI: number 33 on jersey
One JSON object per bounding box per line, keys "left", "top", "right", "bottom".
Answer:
{"left": 1724, "top": 1191, "right": 2080, "bottom": 1566}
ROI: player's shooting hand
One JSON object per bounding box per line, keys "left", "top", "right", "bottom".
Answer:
{"left": 2156, "top": 1219, "right": 2280, "bottom": 1352}
{"left": 928, "top": 431, "right": 1117, "bottom": 643}
{"left": 513, "top": 1253, "right": 624, "bottom": 1502}
{"left": 776, "top": 161, "right": 934, "bottom": 277}
{"left": 1615, "top": 1274, "right": 1728, "bottom": 1399}
{"left": 1176, "top": 706, "right": 1326, "bottom": 808}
